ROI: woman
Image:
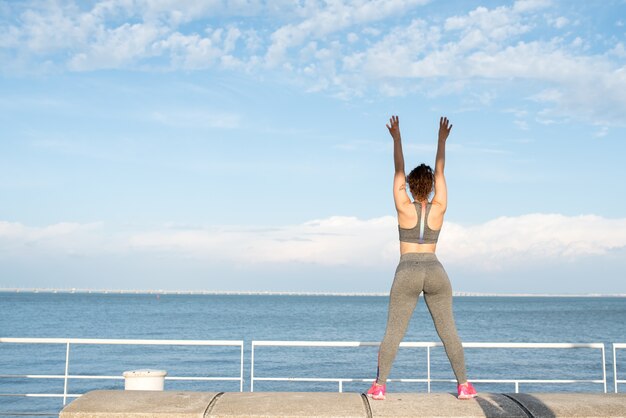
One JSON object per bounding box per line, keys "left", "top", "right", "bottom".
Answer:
{"left": 366, "top": 115, "right": 477, "bottom": 400}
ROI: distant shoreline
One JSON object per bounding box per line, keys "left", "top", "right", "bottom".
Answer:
{"left": 0, "top": 288, "right": 625, "bottom": 297}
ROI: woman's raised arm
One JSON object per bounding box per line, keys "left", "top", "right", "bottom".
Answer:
{"left": 432, "top": 116, "right": 452, "bottom": 212}
{"left": 387, "top": 115, "right": 411, "bottom": 210}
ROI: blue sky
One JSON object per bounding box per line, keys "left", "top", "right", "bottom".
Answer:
{"left": 1, "top": 0, "right": 625, "bottom": 293}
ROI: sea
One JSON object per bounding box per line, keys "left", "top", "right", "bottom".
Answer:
{"left": 1, "top": 291, "right": 625, "bottom": 416}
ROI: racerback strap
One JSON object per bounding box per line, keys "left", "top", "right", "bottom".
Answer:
{"left": 419, "top": 201, "right": 426, "bottom": 244}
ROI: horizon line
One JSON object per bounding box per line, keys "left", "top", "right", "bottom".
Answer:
{"left": 1, "top": 288, "right": 625, "bottom": 297}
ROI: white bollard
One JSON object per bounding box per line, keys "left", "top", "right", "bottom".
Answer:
{"left": 123, "top": 369, "right": 167, "bottom": 391}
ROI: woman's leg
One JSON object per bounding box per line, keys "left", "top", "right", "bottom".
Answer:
{"left": 423, "top": 261, "right": 468, "bottom": 384}
{"left": 376, "top": 263, "right": 423, "bottom": 384}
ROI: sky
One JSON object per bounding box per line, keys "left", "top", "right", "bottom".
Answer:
{"left": 1, "top": 0, "right": 625, "bottom": 294}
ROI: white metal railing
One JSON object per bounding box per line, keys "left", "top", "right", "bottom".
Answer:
{"left": 0, "top": 338, "right": 244, "bottom": 406}
{"left": 614, "top": 343, "right": 626, "bottom": 393}
{"left": 250, "top": 341, "right": 607, "bottom": 393}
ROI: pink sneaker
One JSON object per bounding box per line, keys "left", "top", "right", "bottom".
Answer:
{"left": 366, "top": 381, "right": 386, "bottom": 400}
{"left": 457, "top": 382, "right": 477, "bottom": 400}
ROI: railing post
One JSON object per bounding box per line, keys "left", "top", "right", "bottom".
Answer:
{"left": 63, "top": 342, "right": 70, "bottom": 405}
{"left": 339, "top": 380, "right": 343, "bottom": 393}
{"left": 602, "top": 344, "right": 607, "bottom": 393}
{"left": 250, "top": 342, "right": 255, "bottom": 392}
{"left": 613, "top": 344, "right": 617, "bottom": 393}
{"left": 427, "top": 346, "right": 431, "bottom": 393}
{"left": 240, "top": 343, "right": 244, "bottom": 392}
{"left": 515, "top": 381, "right": 519, "bottom": 393}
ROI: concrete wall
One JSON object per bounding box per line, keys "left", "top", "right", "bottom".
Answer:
{"left": 60, "top": 390, "right": 626, "bottom": 418}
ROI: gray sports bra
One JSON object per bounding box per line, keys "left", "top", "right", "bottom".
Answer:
{"left": 398, "top": 202, "right": 441, "bottom": 244}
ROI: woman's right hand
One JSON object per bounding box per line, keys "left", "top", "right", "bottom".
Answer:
{"left": 386, "top": 115, "right": 401, "bottom": 141}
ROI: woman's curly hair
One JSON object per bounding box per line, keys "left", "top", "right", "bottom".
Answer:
{"left": 407, "top": 164, "right": 434, "bottom": 202}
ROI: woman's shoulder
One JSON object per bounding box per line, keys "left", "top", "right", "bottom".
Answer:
{"left": 427, "top": 200, "right": 446, "bottom": 219}
{"left": 396, "top": 200, "right": 417, "bottom": 225}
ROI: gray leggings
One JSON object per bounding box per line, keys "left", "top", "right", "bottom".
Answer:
{"left": 376, "top": 252, "right": 467, "bottom": 384}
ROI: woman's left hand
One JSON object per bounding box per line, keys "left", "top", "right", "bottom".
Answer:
{"left": 438, "top": 117, "right": 452, "bottom": 142}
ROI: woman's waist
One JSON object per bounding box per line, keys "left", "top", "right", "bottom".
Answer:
{"left": 400, "top": 241, "right": 437, "bottom": 255}
{"left": 399, "top": 252, "right": 439, "bottom": 262}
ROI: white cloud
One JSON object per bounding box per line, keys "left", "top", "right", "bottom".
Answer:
{"left": 323, "top": 2, "right": 626, "bottom": 124}
{"left": 129, "top": 216, "right": 399, "bottom": 265}
{"left": 570, "top": 36, "right": 583, "bottom": 48}
{"left": 265, "top": 0, "right": 430, "bottom": 67}
{"left": 0, "top": 221, "right": 96, "bottom": 240}
{"left": 0, "top": 221, "right": 105, "bottom": 256}
{"left": 68, "top": 22, "right": 165, "bottom": 70}
{"left": 341, "top": 9, "right": 626, "bottom": 124}
{"left": 439, "top": 214, "right": 626, "bottom": 270}
{"left": 344, "top": 19, "right": 440, "bottom": 78}
{"left": 444, "top": 5, "right": 532, "bottom": 43}
{"left": 609, "top": 43, "right": 626, "bottom": 58}
{"left": 552, "top": 16, "right": 569, "bottom": 29}
{"left": 154, "top": 29, "right": 236, "bottom": 70}
{"left": 3, "top": 0, "right": 626, "bottom": 124}
{"left": 85, "top": 0, "right": 261, "bottom": 25}
{"left": 512, "top": 0, "right": 551, "bottom": 13}
{"left": 125, "top": 0, "right": 223, "bottom": 24}
{"left": 2, "top": 0, "right": 258, "bottom": 72}
{"left": 4, "top": 213, "right": 626, "bottom": 272}
{"left": 594, "top": 126, "right": 609, "bottom": 138}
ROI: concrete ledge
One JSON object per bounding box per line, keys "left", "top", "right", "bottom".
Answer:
{"left": 60, "top": 390, "right": 626, "bottom": 418}
{"left": 506, "top": 393, "right": 626, "bottom": 418}
{"left": 368, "top": 393, "right": 527, "bottom": 417}
{"left": 59, "top": 390, "right": 219, "bottom": 418}
{"left": 207, "top": 392, "right": 366, "bottom": 417}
